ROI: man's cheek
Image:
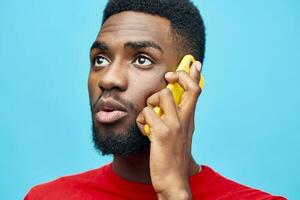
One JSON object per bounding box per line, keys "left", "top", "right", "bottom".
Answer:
{"left": 140, "top": 83, "right": 166, "bottom": 106}
{"left": 132, "top": 89, "right": 158, "bottom": 117}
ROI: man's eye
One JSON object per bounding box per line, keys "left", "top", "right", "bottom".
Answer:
{"left": 133, "top": 56, "right": 153, "bottom": 66}
{"left": 94, "top": 56, "right": 110, "bottom": 67}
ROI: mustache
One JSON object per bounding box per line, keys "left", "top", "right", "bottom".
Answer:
{"left": 91, "top": 90, "right": 136, "bottom": 113}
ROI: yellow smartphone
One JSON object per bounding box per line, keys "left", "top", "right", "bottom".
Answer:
{"left": 144, "top": 54, "right": 204, "bottom": 138}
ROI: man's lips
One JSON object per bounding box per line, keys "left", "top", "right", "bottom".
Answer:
{"left": 94, "top": 98, "right": 128, "bottom": 124}
{"left": 96, "top": 110, "right": 128, "bottom": 124}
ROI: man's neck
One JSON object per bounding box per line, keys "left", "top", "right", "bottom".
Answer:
{"left": 112, "top": 151, "right": 201, "bottom": 184}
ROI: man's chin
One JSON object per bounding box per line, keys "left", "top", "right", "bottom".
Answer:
{"left": 92, "top": 122, "right": 150, "bottom": 156}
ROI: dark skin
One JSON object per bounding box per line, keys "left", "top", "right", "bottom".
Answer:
{"left": 88, "top": 11, "right": 202, "bottom": 200}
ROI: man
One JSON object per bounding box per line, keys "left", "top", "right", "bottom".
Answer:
{"left": 25, "top": 0, "right": 286, "bottom": 199}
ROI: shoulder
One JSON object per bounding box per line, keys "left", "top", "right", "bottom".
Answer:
{"left": 24, "top": 164, "right": 109, "bottom": 200}
{"left": 190, "top": 165, "right": 286, "bottom": 200}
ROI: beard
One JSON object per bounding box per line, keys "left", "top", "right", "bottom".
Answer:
{"left": 90, "top": 92, "right": 150, "bottom": 156}
{"left": 92, "top": 120, "right": 150, "bottom": 156}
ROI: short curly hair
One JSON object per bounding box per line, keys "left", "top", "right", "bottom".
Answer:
{"left": 102, "top": 0, "right": 206, "bottom": 63}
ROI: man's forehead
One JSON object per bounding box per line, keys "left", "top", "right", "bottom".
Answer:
{"left": 98, "top": 11, "right": 172, "bottom": 46}
{"left": 101, "top": 11, "right": 171, "bottom": 31}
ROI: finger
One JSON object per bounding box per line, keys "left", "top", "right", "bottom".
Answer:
{"left": 146, "top": 92, "right": 159, "bottom": 108}
{"left": 164, "top": 71, "right": 201, "bottom": 118}
{"left": 165, "top": 70, "right": 201, "bottom": 100}
{"left": 190, "top": 61, "right": 202, "bottom": 84}
{"left": 136, "top": 106, "right": 166, "bottom": 136}
{"left": 136, "top": 112, "right": 147, "bottom": 136}
{"left": 164, "top": 61, "right": 202, "bottom": 85}
{"left": 146, "top": 88, "right": 179, "bottom": 121}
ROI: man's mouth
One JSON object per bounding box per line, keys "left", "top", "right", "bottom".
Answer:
{"left": 96, "top": 110, "right": 128, "bottom": 124}
{"left": 94, "top": 99, "right": 129, "bottom": 124}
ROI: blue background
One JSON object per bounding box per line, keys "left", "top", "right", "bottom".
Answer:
{"left": 0, "top": 0, "right": 299, "bottom": 199}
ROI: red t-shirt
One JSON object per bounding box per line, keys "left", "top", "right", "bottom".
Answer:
{"left": 24, "top": 163, "right": 286, "bottom": 200}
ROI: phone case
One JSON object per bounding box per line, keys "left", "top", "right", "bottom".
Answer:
{"left": 144, "top": 55, "right": 205, "bottom": 138}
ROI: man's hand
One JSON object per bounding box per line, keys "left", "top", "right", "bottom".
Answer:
{"left": 136, "top": 61, "right": 202, "bottom": 200}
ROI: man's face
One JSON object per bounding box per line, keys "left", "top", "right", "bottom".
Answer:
{"left": 88, "top": 11, "right": 180, "bottom": 155}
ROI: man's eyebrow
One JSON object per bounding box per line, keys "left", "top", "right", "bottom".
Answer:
{"left": 124, "top": 41, "right": 163, "bottom": 53}
{"left": 90, "top": 41, "right": 109, "bottom": 53}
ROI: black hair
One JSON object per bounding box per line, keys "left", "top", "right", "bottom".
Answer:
{"left": 102, "top": 0, "right": 206, "bottom": 63}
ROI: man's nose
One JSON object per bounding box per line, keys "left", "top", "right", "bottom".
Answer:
{"left": 98, "top": 62, "right": 128, "bottom": 91}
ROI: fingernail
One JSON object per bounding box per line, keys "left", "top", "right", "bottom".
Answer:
{"left": 136, "top": 114, "right": 143, "bottom": 123}
{"left": 195, "top": 61, "right": 202, "bottom": 72}
{"left": 165, "top": 72, "right": 173, "bottom": 77}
